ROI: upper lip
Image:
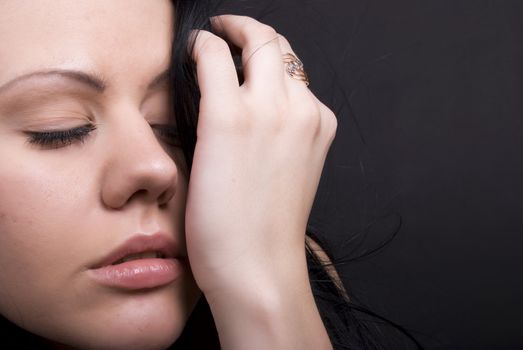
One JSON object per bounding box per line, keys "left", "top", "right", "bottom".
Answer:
{"left": 90, "top": 233, "right": 180, "bottom": 269}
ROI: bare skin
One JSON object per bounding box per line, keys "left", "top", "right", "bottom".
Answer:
{"left": 0, "top": 1, "right": 336, "bottom": 349}
{"left": 187, "top": 16, "right": 336, "bottom": 349}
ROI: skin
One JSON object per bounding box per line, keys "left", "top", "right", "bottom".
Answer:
{"left": 187, "top": 17, "right": 336, "bottom": 349}
{"left": 0, "top": 1, "right": 336, "bottom": 349}
{"left": 0, "top": 1, "right": 198, "bottom": 349}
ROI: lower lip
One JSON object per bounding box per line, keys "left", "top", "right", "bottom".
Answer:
{"left": 88, "top": 258, "right": 185, "bottom": 290}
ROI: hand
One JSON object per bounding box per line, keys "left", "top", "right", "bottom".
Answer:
{"left": 185, "top": 15, "right": 336, "bottom": 349}
{"left": 185, "top": 14, "right": 337, "bottom": 301}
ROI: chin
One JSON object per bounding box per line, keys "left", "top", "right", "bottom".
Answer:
{"left": 85, "top": 307, "right": 184, "bottom": 350}
{"left": 66, "top": 326, "right": 181, "bottom": 350}
{"left": 36, "top": 281, "right": 201, "bottom": 350}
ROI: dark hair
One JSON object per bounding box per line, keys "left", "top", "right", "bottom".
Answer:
{"left": 168, "top": 1, "right": 423, "bottom": 349}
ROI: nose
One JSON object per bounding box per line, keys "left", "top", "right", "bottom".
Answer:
{"left": 101, "top": 114, "right": 178, "bottom": 210}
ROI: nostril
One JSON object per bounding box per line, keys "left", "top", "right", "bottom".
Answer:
{"left": 127, "top": 189, "right": 148, "bottom": 203}
{"left": 100, "top": 141, "right": 178, "bottom": 209}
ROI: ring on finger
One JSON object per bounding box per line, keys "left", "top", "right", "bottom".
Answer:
{"left": 283, "top": 52, "right": 310, "bottom": 87}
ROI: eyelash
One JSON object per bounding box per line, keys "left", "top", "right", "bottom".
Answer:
{"left": 25, "top": 124, "right": 97, "bottom": 149}
{"left": 25, "top": 124, "right": 181, "bottom": 149}
{"left": 151, "top": 124, "right": 182, "bottom": 148}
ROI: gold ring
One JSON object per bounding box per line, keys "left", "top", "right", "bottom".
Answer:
{"left": 283, "top": 53, "right": 309, "bottom": 86}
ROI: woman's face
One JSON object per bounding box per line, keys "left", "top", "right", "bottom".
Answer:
{"left": 0, "top": 1, "right": 200, "bottom": 349}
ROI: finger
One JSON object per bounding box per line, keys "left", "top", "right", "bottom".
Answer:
{"left": 211, "top": 15, "right": 285, "bottom": 91}
{"left": 277, "top": 35, "right": 310, "bottom": 90}
{"left": 190, "top": 29, "right": 240, "bottom": 105}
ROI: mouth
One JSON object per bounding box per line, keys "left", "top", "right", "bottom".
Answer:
{"left": 110, "top": 251, "right": 167, "bottom": 265}
{"left": 88, "top": 233, "right": 186, "bottom": 290}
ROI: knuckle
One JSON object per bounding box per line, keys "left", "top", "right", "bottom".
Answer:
{"left": 292, "top": 101, "right": 322, "bottom": 133}
{"left": 307, "top": 99, "right": 323, "bottom": 119}
{"left": 241, "top": 17, "right": 278, "bottom": 41}
{"left": 322, "top": 108, "right": 338, "bottom": 142}
{"left": 195, "top": 31, "right": 229, "bottom": 57}
{"left": 256, "top": 23, "right": 278, "bottom": 40}
{"left": 278, "top": 35, "right": 292, "bottom": 49}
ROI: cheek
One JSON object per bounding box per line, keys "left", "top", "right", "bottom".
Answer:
{"left": 0, "top": 147, "right": 195, "bottom": 346}
{"left": 0, "top": 153, "right": 95, "bottom": 322}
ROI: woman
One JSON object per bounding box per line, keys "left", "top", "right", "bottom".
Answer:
{"left": 0, "top": 0, "right": 418, "bottom": 349}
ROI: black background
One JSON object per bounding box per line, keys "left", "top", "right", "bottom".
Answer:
{"left": 219, "top": 1, "right": 523, "bottom": 349}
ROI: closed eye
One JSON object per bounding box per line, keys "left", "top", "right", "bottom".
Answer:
{"left": 151, "top": 124, "right": 182, "bottom": 148}
{"left": 25, "top": 124, "right": 97, "bottom": 149}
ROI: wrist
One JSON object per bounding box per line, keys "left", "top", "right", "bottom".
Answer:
{"left": 204, "top": 254, "right": 332, "bottom": 350}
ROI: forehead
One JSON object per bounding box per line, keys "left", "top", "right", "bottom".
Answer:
{"left": 0, "top": 0, "right": 174, "bottom": 86}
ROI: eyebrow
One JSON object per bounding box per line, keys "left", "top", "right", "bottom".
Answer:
{"left": 0, "top": 69, "right": 170, "bottom": 95}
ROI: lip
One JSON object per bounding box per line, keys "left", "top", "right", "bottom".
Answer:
{"left": 87, "top": 233, "right": 186, "bottom": 290}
